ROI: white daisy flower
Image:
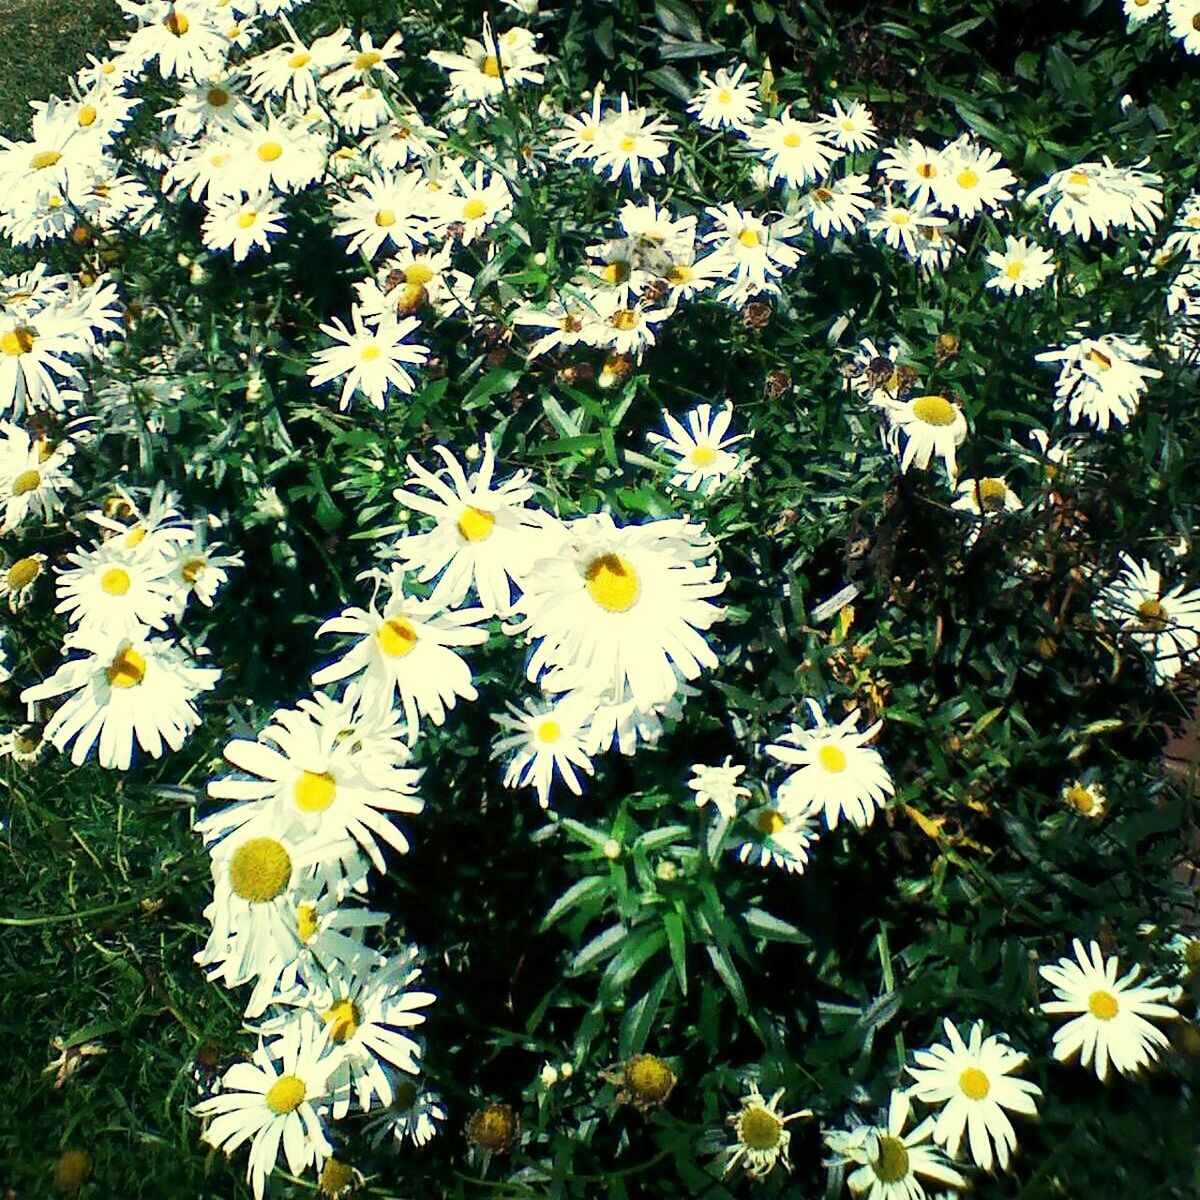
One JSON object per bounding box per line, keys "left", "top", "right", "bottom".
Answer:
{"left": 1027, "top": 159, "right": 1163, "bottom": 241}
{"left": 823, "top": 1090, "right": 967, "bottom": 1200}
{"left": 801, "top": 174, "right": 874, "bottom": 237}
{"left": 747, "top": 111, "right": 840, "bottom": 188}
{"left": 766, "top": 699, "right": 894, "bottom": 830}
{"left": 551, "top": 85, "right": 609, "bottom": 164}
{"left": 21, "top": 632, "right": 219, "bottom": 769}
{"left": 1035, "top": 332, "right": 1162, "bottom": 431}
{"left": 0, "top": 421, "right": 75, "bottom": 531}
{"left": 1168, "top": 0, "right": 1200, "bottom": 50}
{"left": 646, "top": 402, "right": 751, "bottom": 494}
{"left": 1039, "top": 939, "right": 1178, "bottom": 1081}
{"left": 872, "top": 392, "right": 968, "bottom": 479}
{"left": 491, "top": 693, "right": 596, "bottom": 808}
{"left": 513, "top": 512, "right": 727, "bottom": 712}
{"left": 1098, "top": 553, "right": 1200, "bottom": 683}
{"left": 164, "top": 524, "right": 243, "bottom": 615}
{"left": 244, "top": 28, "right": 352, "bottom": 108}
{"left": 364, "top": 1077, "right": 447, "bottom": 1147}
{"left": 0, "top": 552, "right": 47, "bottom": 611}
{"left": 363, "top": 246, "right": 472, "bottom": 321}
{"left": 435, "top": 159, "right": 513, "bottom": 245}
{"left": 878, "top": 138, "right": 948, "bottom": 207}
{"left": 736, "top": 805, "right": 820, "bottom": 874}
{"left": 702, "top": 203, "right": 804, "bottom": 303}
{"left": 123, "top": 0, "right": 230, "bottom": 82}
{"left": 193, "top": 1020, "right": 337, "bottom": 1200}
{"left": 719, "top": 1085, "right": 811, "bottom": 1179}
{"left": 512, "top": 296, "right": 593, "bottom": 359}
{"left": 426, "top": 18, "right": 546, "bottom": 108}
{"left": 951, "top": 476, "right": 1022, "bottom": 518}
{"left": 313, "top": 570, "right": 490, "bottom": 740}
{"left": 1124, "top": 0, "right": 1166, "bottom": 21}
{"left": 687, "top": 63, "right": 760, "bottom": 131}
{"left": 866, "top": 195, "right": 948, "bottom": 258}
{"left": 321, "top": 30, "right": 405, "bottom": 93}
{"left": 820, "top": 99, "right": 878, "bottom": 151}
{"left": 308, "top": 308, "right": 429, "bottom": 411}
{"left": 201, "top": 192, "right": 287, "bottom": 263}
{"left": 0, "top": 304, "right": 88, "bottom": 416}
{"left": 906, "top": 1018, "right": 1042, "bottom": 1172}
{"left": 230, "top": 115, "right": 328, "bottom": 198}
{"left": 591, "top": 93, "right": 676, "bottom": 190}
{"left": 930, "top": 136, "right": 1015, "bottom": 218}
{"left": 53, "top": 539, "right": 176, "bottom": 639}
{"left": 688, "top": 755, "right": 751, "bottom": 820}
{"left": 330, "top": 170, "right": 434, "bottom": 259}
{"left": 984, "top": 235, "right": 1055, "bottom": 296}
{"left": 1061, "top": 779, "right": 1107, "bottom": 818}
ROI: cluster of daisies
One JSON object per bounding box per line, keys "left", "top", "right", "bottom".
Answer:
{"left": 1119, "top": 0, "right": 1200, "bottom": 53}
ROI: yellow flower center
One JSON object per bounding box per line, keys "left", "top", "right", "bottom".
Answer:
{"left": 783, "top": 131, "right": 803, "bottom": 148}
{"left": 257, "top": 141, "right": 283, "bottom": 162}
{"left": 0, "top": 328, "right": 35, "bottom": 355}
{"left": 818, "top": 744, "right": 847, "bottom": 773}
{"left": 7, "top": 556, "right": 41, "bottom": 590}
{"left": 1137, "top": 597, "right": 1168, "bottom": 630}
{"left": 354, "top": 50, "right": 382, "bottom": 70}
{"left": 1088, "top": 989, "right": 1119, "bottom": 1020}
{"left": 1067, "top": 170, "right": 1090, "bottom": 190}
{"left": 457, "top": 505, "right": 495, "bottom": 542}
{"left": 481, "top": 54, "right": 501, "bottom": 77}
{"left": 106, "top": 646, "right": 146, "bottom": 689}
{"left": 585, "top": 553, "right": 640, "bottom": 613}
{"left": 361, "top": 344, "right": 382, "bottom": 362}
{"left": 11, "top": 469, "right": 41, "bottom": 495}
{"left": 181, "top": 558, "right": 206, "bottom": 583}
{"left": 294, "top": 769, "right": 337, "bottom": 813}
{"left": 956, "top": 168, "right": 979, "bottom": 189}
{"left": 229, "top": 837, "right": 292, "bottom": 902}
{"left": 1064, "top": 784, "right": 1097, "bottom": 814}
{"left": 755, "top": 808, "right": 786, "bottom": 835}
{"left": 978, "top": 477, "right": 1010, "bottom": 512}
{"left": 718, "top": 88, "right": 732, "bottom": 103}
{"left": 1005, "top": 259, "right": 1025, "bottom": 279}
{"left": 377, "top": 617, "right": 418, "bottom": 657}
{"left": 164, "top": 10, "right": 189, "bottom": 36}
{"left": 739, "top": 1104, "right": 783, "bottom": 1150}
{"left": 375, "top": 209, "right": 397, "bottom": 227}
{"left": 1086, "top": 348, "right": 1112, "bottom": 371}
{"left": 462, "top": 198, "right": 487, "bottom": 220}
{"left": 917, "top": 162, "right": 937, "bottom": 179}
{"left": 289, "top": 51, "right": 312, "bottom": 68}
{"left": 536, "top": 720, "right": 561, "bottom": 744}
{"left": 624, "top": 1054, "right": 675, "bottom": 1103}
{"left": 237, "top": 211, "right": 257, "bottom": 229}
{"left": 737, "top": 229, "right": 761, "bottom": 247}
{"left": 667, "top": 264, "right": 693, "bottom": 284}
{"left": 959, "top": 1066, "right": 990, "bottom": 1099}
{"left": 265, "top": 1074, "right": 306, "bottom": 1114}
{"left": 296, "top": 902, "right": 319, "bottom": 942}
{"left": 100, "top": 567, "right": 132, "bottom": 596}
{"left": 611, "top": 309, "right": 639, "bottom": 331}
{"left": 872, "top": 1135, "right": 910, "bottom": 1184}
{"left": 812, "top": 186, "right": 834, "bottom": 202}
{"left": 912, "top": 394, "right": 957, "bottom": 426}
{"left": 601, "top": 260, "right": 631, "bottom": 285}
{"left": 206, "top": 87, "right": 229, "bottom": 107}
{"left": 405, "top": 263, "right": 435, "bottom": 285}
{"left": 323, "top": 998, "right": 361, "bottom": 1043}
{"left": 689, "top": 445, "right": 718, "bottom": 467}
{"left": 77, "top": 105, "right": 98, "bottom": 127}
{"left": 889, "top": 211, "right": 911, "bottom": 225}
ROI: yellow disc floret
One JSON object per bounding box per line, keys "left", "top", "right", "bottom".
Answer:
{"left": 959, "top": 1066, "right": 990, "bottom": 1100}
{"left": 294, "top": 769, "right": 337, "bottom": 813}
{"left": 265, "top": 1074, "right": 306, "bottom": 1114}
{"left": 738, "top": 1104, "right": 783, "bottom": 1150}
{"left": 101, "top": 567, "right": 131, "bottom": 596}
{"left": 323, "top": 998, "right": 360, "bottom": 1043}
{"left": 911, "top": 395, "right": 957, "bottom": 426}
{"left": 1088, "top": 990, "right": 1119, "bottom": 1020}
{"left": 818, "top": 744, "right": 847, "bottom": 773}
{"left": 378, "top": 617, "right": 419, "bottom": 657}
{"left": 229, "top": 837, "right": 292, "bottom": 902}
{"left": 585, "top": 553, "right": 641, "bottom": 613}
{"left": 106, "top": 646, "right": 146, "bottom": 689}
{"left": 872, "top": 1135, "right": 910, "bottom": 1183}
{"left": 11, "top": 469, "right": 41, "bottom": 495}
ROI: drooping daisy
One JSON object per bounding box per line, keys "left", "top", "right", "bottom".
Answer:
{"left": 313, "top": 570, "right": 490, "bottom": 740}
{"left": 689, "top": 756, "right": 751, "bottom": 821}
{"left": 426, "top": 17, "right": 546, "bottom": 108}
{"left": 719, "top": 1085, "right": 812, "bottom": 1180}
{"left": 1097, "top": 553, "right": 1200, "bottom": 683}
{"left": 364, "top": 1077, "right": 447, "bottom": 1148}
{"left": 646, "top": 401, "right": 751, "bottom": 494}
{"left": 872, "top": 392, "right": 968, "bottom": 479}
{"left": 0, "top": 552, "right": 47, "bottom": 610}
{"left": 984, "top": 235, "right": 1056, "bottom": 296}
{"left": 201, "top": 192, "right": 287, "bottom": 263}
{"left": 163, "top": 523, "right": 244, "bottom": 615}
{"left": 747, "top": 112, "right": 840, "bottom": 189}
{"left": 1035, "top": 332, "right": 1162, "bottom": 431}
{"left": 736, "top": 805, "right": 820, "bottom": 874}
{"left": 1060, "top": 779, "right": 1106, "bottom": 818}
{"left": 514, "top": 512, "right": 727, "bottom": 711}
{"left": 491, "top": 693, "right": 596, "bottom": 808}
{"left": 0, "top": 421, "right": 75, "bottom": 531}
{"left": 1039, "top": 939, "right": 1178, "bottom": 1081}
{"left": 907, "top": 1018, "right": 1042, "bottom": 1172}
{"left": 21, "top": 632, "right": 219, "bottom": 769}
{"left": 193, "top": 1021, "right": 337, "bottom": 1200}
{"left": 823, "top": 1090, "right": 967, "bottom": 1200}
{"left": 1027, "top": 159, "right": 1163, "bottom": 241}
{"left": 390, "top": 436, "right": 558, "bottom": 616}
{"left": 766, "top": 699, "right": 894, "bottom": 830}
{"left": 702, "top": 203, "right": 804, "bottom": 303}
{"left": 687, "top": 63, "right": 760, "bottom": 132}
{"left": 308, "top": 308, "right": 429, "bottom": 411}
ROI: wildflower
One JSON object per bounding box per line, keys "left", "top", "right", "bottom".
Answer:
{"left": 931, "top": 135, "right": 1015, "bottom": 218}
{"left": 201, "top": 192, "right": 286, "bottom": 263}
{"left": 737, "top": 805, "right": 820, "bottom": 874}
{"left": 747, "top": 111, "right": 839, "bottom": 188}
{"left": 1027, "top": 159, "right": 1163, "bottom": 241}
{"left": 951, "top": 476, "right": 1022, "bottom": 518}
{"left": 984, "top": 235, "right": 1055, "bottom": 296}
{"left": 688, "top": 755, "right": 751, "bottom": 820}
{"left": 1061, "top": 780, "right": 1106, "bottom": 818}
{"left": 646, "top": 401, "right": 751, "bottom": 494}
{"left": 1168, "top": 0, "right": 1200, "bottom": 51}
{"left": 820, "top": 99, "right": 878, "bottom": 151}
{"left": 801, "top": 174, "right": 873, "bottom": 237}
{"left": 466, "top": 1103, "right": 520, "bottom": 1153}
{"left": 872, "top": 392, "right": 968, "bottom": 479}
{"left": 308, "top": 308, "right": 429, "bottom": 411}
{"left": 609, "top": 1054, "right": 677, "bottom": 1111}
{"left": 0, "top": 421, "right": 75, "bottom": 531}
{"left": 591, "top": 93, "right": 677, "bottom": 189}
{"left": 491, "top": 694, "right": 596, "bottom": 808}
{"left": 427, "top": 18, "right": 546, "bottom": 108}
{"left": 687, "top": 63, "right": 760, "bottom": 131}
{"left": 720, "top": 1085, "right": 812, "bottom": 1179}
{"left": 1036, "top": 332, "right": 1162, "bottom": 431}
{"left": 364, "top": 1077, "right": 447, "bottom": 1147}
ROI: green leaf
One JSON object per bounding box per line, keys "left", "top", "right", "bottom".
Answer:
{"left": 618, "top": 969, "right": 673, "bottom": 1059}
{"left": 654, "top": 0, "right": 703, "bottom": 41}
{"left": 571, "top": 922, "right": 627, "bottom": 974}
{"left": 743, "top": 907, "right": 807, "bottom": 944}
{"left": 705, "top": 941, "right": 748, "bottom": 1014}
{"left": 645, "top": 66, "right": 694, "bottom": 104}
{"left": 463, "top": 367, "right": 522, "bottom": 411}
{"left": 540, "top": 874, "right": 610, "bottom": 931}
{"left": 663, "top": 909, "right": 688, "bottom": 996}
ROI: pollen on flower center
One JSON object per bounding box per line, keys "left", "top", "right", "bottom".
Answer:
{"left": 717, "top": 88, "right": 732, "bottom": 103}
{"left": 889, "top": 211, "right": 911, "bottom": 225}
{"left": 619, "top": 136, "right": 637, "bottom": 152}
{"left": 457, "top": 505, "right": 496, "bottom": 542}
{"left": 690, "top": 445, "right": 718, "bottom": 467}
{"left": 265, "top": 1074, "right": 306, "bottom": 1114}
{"left": 585, "top": 553, "right": 641, "bottom": 613}
{"left": 294, "top": 769, "right": 337, "bottom": 813}
{"left": 323, "top": 997, "right": 361, "bottom": 1042}
{"left": 0, "top": 327, "right": 35, "bottom": 355}
{"left": 296, "top": 902, "right": 319, "bottom": 942}
{"left": 611, "top": 309, "right": 639, "bottom": 331}
{"left": 818, "top": 744, "right": 847, "bottom": 772}
{"left": 738, "top": 228, "right": 761, "bottom": 247}
{"left": 78, "top": 105, "right": 98, "bottom": 127}
{"left": 1137, "top": 597, "right": 1168, "bottom": 630}
{"left": 812, "top": 186, "right": 834, "bottom": 202}
{"left": 959, "top": 1066, "right": 990, "bottom": 1099}
{"left": 536, "top": 719, "right": 561, "bottom": 744}
{"left": 354, "top": 50, "right": 382, "bottom": 70}
{"left": 257, "top": 140, "right": 283, "bottom": 162}
{"left": 912, "top": 395, "right": 957, "bottom": 426}
{"left": 978, "top": 478, "right": 1010, "bottom": 511}
{"left": 405, "top": 263, "right": 435, "bottom": 285}
{"left": 872, "top": 1135, "right": 910, "bottom": 1183}
{"left": 1088, "top": 989, "right": 1119, "bottom": 1020}
{"left": 106, "top": 646, "right": 146, "bottom": 688}
{"left": 164, "top": 10, "right": 190, "bottom": 36}
{"left": 206, "top": 87, "right": 229, "bottom": 107}
{"left": 374, "top": 209, "right": 397, "bottom": 227}
{"left": 229, "top": 837, "right": 292, "bottom": 902}
{"left": 739, "top": 1105, "right": 783, "bottom": 1150}
{"left": 236, "top": 211, "right": 257, "bottom": 229}
{"left": 181, "top": 558, "right": 206, "bottom": 583}
{"left": 917, "top": 162, "right": 937, "bottom": 179}
{"left": 755, "top": 809, "right": 786, "bottom": 835}
{"left": 956, "top": 168, "right": 979, "bottom": 189}
{"left": 288, "top": 51, "right": 311, "bottom": 68}
{"left": 11, "top": 469, "right": 41, "bottom": 495}
{"left": 481, "top": 54, "right": 501, "bottom": 77}
{"left": 1086, "top": 348, "right": 1112, "bottom": 371}
{"left": 462, "top": 198, "right": 487, "bottom": 220}
{"left": 667, "top": 264, "right": 693, "bottom": 284}
{"left": 377, "top": 617, "right": 419, "bottom": 657}
{"left": 7, "top": 556, "right": 41, "bottom": 589}
{"left": 1067, "top": 170, "right": 1090, "bottom": 190}
{"left": 100, "top": 567, "right": 131, "bottom": 596}
{"left": 601, "top": 260, "right": 631, "bottom": 284}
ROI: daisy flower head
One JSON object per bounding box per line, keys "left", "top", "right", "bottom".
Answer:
{"left": 736, "top": 804, "right": 819, "bottom": 874}
{"left": 687, "top": 63, "right": 760, "bottom": 132}
{"left": 878, "top": 137, "right": 948, "bottom": 207}
{"left": 491, "top": 693, "right": 596, "bottom": 809}
{"left": 434, "top": 158, "right": 513, "bottom": 245}
{"left": 21, "top": 631, "right": 219, "bottom": 770}
{"left": 823, "top": 1089, "right": 967, "bottom": 1200}
{"left": 201, "top": 192, "right": 287, "bottom": 264}
{"left": 1097, "top": 553, "right": 1200, "bottom": 683}
{"left": 0, "top": 421, "right": 75, "bottom": 532}
{"left": 426, "top": 17, "right": 546, "bottom": 108}
{"left": 1061, "top": 779, "right": 1107, "bottom": 818}
{"left": 308, "top": 307, "right": 428, "bottom": 412}
{"left": 390, "top": 435, "right": 559, "bottom": 616}
{"left": 1039, "top": 939, "right": 1178, "bottom": 1081}
{"left": 591, "top": 92, "right": 676, "bottom": 190}
{"left": 123, "top": 0, "right": 230, "bottom": 82}
{"left": 53, "top": 538, "right": 176, "bottom": 640}
{"left": 984, "top": 235, "right": 1055, "bottom": 296}
{"left": 365, "top": 1077, "right": 447, "bottom": 1148}
{"left": 766, "top": 699, "right": 894, "bottom": 830}
{"left": 820, "top": 98, "right": 878, "bottom": 151}
{"left": 1027, "top": 159, "right": 1163, "bottom": 241}
{"left": 1124, "top": 0, "right": 1166, "bottom": 21}
{"left": 330, "top": 170, "right": 435, "bottom": 260}
{"left": 322, "top": 29, "right": 405, "bottom": 93}
{"left": 872, "top": 392, "right": 968, "bottom": 480}
{"left": 931, "top": 135, "right": 1015, "bottom": 218}
{"left": 514, "top": 511, "right": 727, "bottom": 712}
{"left": 0, "top": 552, "right": 47, "bottom": 611}
{"left": 951, "top": 476, "right": 1022, "bottom": 519}
{"left": 689, "top": 755, "right": 751, "bottom": 821}
{"left": 230, "top": 114, "right": 328, "bottom": 198}
{"left": 193, "top": 1021, "right": 337, "bottom": 1200}
{"left": 801, "top": 173, "right": 873, "bottom": 237}
{"left": 164, "top": 523, "right": 243, "bottom": 615}
{"left": 747, "top": 111, "right": 840, "bottom": 189}
{"left": 646, "top": 402, "right": 751, "bottom": 494}
{"left": 866, "top": 193, "right": 949, "bottom": 258}
{"left": 1035, "top": 332, "right": 1162, "bottom": 431}
{"left": 551, "top": 85, "right": 609, "bottom": 164}
{"left": 719, "top": 1085, "right": 812, "bottom": 1180}
{"left": 244, "top": 27, "right": 353, "bottom": 108}
{"left": 906, "top": 1017, "right": 1043, "bottom": 1172}
{"left": 702, "top": 203, "right": 803, "bottom": 304}
{"left": 312, "top": 569, "right": 490, "bottom": 740}
{"left": 1168, "top": 0, "right": 1200, "bottom": 50}
{"left": 0, "top": 301, "right": 89, "bottom": 416}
